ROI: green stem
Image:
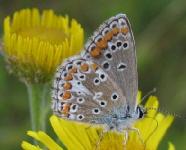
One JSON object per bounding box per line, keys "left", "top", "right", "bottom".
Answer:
{"left": 26, "top": 83, "right": 43, "bottom": 131}
{"left": 40, "top": 83, "right": 50, "bottom": 131}
{"left": 26, "top": 83, "right": 50, "bottom": 132}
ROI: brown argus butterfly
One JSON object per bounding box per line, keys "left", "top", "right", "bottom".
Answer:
{"left": 52, "top": 13, "right": 146, "bottom": 145}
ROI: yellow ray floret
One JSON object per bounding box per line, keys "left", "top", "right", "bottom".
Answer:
{"left": 3, "top": 8, "right": 84, "bottom": 83}
{"left": 22, "top": 95, "right": 175, "bottom": 150}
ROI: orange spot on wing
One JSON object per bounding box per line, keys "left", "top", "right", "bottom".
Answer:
{"left": 69, "top": 67, "right": 77, "bottom": 74}
{"left": 112, "top": 27, "right": 119, "bottom": 35}
{"left": 80, "top": 63, "right": 89, "bottom": 72}
{"left": 104, "top": 31, "right": 113, "bottom": 41}
{"left": 91, "top": 63, "right": 99, "bottom": 71}
{"left": 121, "top": 27, "right": 129, "bottom": 34}
{"left": 96, "top": 38, "right": 107, "bottom": 49}
{"left": 62, "top": 103, "right": 70, "bottom": 113}
{"left": 90, "top": 47, "right": 102, "bottom": 57}
{"left": 64, "top": 74, "right": 73, "bottom": 81}
{"left": 63, "top": 91, "right": 72, "bottom": 100}
{"left": 63, "top": 82, "right": 72, "bottom": 90}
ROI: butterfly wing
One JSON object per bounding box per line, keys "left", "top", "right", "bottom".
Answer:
{"left": 52, "top": 56, "right": 127, "bottom": 124}
{"left": 81, "top": 14, "right": 138, "bottom": 113}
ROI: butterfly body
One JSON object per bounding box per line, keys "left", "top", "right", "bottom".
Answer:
{"left": 52, "top": 13, "right": 146, "bottom": 134}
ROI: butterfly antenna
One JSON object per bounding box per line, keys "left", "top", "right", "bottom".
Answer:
{"left": 141, "top": 88, "right": 157, "bottom": 104}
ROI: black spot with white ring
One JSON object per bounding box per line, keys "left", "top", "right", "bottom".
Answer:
{"left": 77, "top": 97, "right": 85, "bottom": 104}
{"left": 111, "top": 44, "right": 116, "bottom": 51}
{"left": 116, "top": 41, "right": 122, "bottom": 48}
{"left": 93, "top": 77, "right": 100, "bottom": 86}
{"left": 99, "top": 73, "right": 107, "bottom": 82}
{"left": 99, "top": 100, "right": 107, "bottom": 107}
{"left": 102, "top": 61, "right": 110, "bottom": 70}
{"left": 104, "top": 52, "right": 112, "bottom": 60}
{"left": 92, "top": 108, "right": 101, "bottom": 114}
{"left": 70, "top": 104, "right": 78, "bottom": 113}
{"left": 78, "top": 74, "right": 86, "bottom": 81}
{"left": 111, "top": 92, "right": 119, "bottom": 101}
{"left": 123, "top": 41, "right": 129, "bottom": 49}
{"left": 77, "top": 114, "right": 84, "bottom": 120}
{"left": 117, "top": 63, "right": 127, "bottom": 71}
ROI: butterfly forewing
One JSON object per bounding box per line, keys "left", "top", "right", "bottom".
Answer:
{"left": 52, "top": 57, "right": 127, "bottom": 124}
{"left": 82, "top": 14, "right": 138, "bottom": 113}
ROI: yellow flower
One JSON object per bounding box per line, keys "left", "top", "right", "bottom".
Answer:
{"left": 3, "top": 8, "right": 84, "bottom": 83}
{"left": 21, "top": 95, "right": 175, "bottom": 150}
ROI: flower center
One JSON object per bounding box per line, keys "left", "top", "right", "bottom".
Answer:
{"left": 15, "top": 27, "right": 69, "bottom": 45}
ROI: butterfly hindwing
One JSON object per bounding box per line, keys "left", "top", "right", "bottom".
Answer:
{"left": 81, "top": 14, "right": 138, "bottom": 113}
{"left": 52, "top": 56, "right": 127, "bottom": 124}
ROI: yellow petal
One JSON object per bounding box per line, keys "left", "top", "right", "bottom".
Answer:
{"left": 27, "top": 131, "right": 63, "bottom": 150}
{"left": 50, "top": 115, "right": 85, "bottom": 150}
{"left": 21, "top": 141, "right": 42, "bottom": 150}
{"left": 146, "top": 115, "right": 174, "bottom": 149}
{"left": 168, "top": 142, "right": 175, "bottom": 150}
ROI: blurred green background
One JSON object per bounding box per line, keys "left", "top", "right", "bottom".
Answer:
{"left": 0, "top": 0, "right": 186, "bottom": 149}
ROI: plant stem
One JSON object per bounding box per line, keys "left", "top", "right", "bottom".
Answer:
{"left": 26, "top": 83, "right": 50, "bottom": 132}
{"left": 26, "top": 83, "right": 42, "bottom": 131}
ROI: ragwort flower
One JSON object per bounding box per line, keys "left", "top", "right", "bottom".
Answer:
{"left": 21, "top": 95, "right": 175, "bottom": 150}
{"left": 3, "top": 8, "right": 84, "bottom": 83}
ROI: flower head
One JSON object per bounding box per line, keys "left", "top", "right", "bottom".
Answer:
{"left": 21, "top": 94, "right": 175, "bottom": 150}
{"left": 3, "top": 8, "right": 84, "bottom": 83}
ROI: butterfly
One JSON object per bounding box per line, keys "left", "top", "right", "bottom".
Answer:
{"left": 52, "top": 13, "right": 146, "bottom": 143}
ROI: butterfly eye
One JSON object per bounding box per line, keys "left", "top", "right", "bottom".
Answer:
{"left": 117, "top": 63, "right": 127, "bottom": 71}
{"left": 102, "top": 61, "right": 110, "bottom": 70}
{"left": 99, "top": 100, "right": 107, "bottom": 107}
{"left": 93, "top": 77, "right": 100, "bottom": 85}
{"left": 123, "top": 41, "right": 129, "bottom": 49}
{"left": 77, "top": 97, "right": 85, "bottom": 104}
{"left": 77, "top": 114, "right": 84, "bottom": 120}
{"left": 111, "top": 92, "right": 119, "bottom": 101}
{"left": 92, "top": 108, "right": 101, "bottom": 114}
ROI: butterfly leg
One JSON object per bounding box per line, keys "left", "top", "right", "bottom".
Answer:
{"left": 94, "top": 129, "right": 107, "bottom": 150}
{"left": 122, "top": 130, "right": 128, "bottom": 150}
{"left": 127, "top": 127, "right": 145, "bottom": 147}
